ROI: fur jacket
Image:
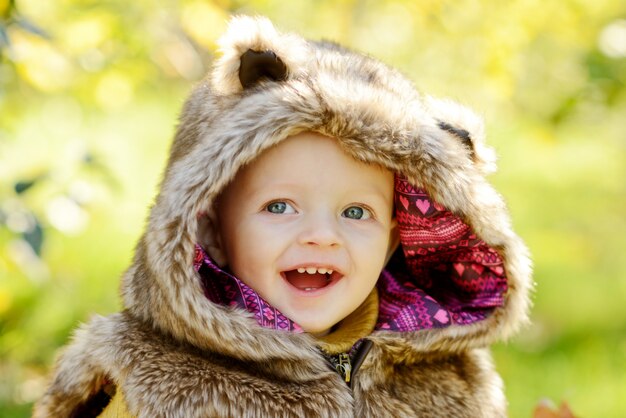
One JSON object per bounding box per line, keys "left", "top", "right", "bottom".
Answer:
{"left": 34, "top": 16, "right": 532, "bottom": 418}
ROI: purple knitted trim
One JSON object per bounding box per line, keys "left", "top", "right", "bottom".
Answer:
{"left": 194, "top": 245, "right": 303, "bottom": 332}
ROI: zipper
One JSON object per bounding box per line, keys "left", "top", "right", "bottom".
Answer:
{"left": 335, "top": 353, "right": 352, "bottom": 383}
{"left": 326, "top": 339, "right": 373, "bottom": 389}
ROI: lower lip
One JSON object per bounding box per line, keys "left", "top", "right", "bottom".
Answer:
{"left": 280, "top": 272, "right": 342, "bottom": 296}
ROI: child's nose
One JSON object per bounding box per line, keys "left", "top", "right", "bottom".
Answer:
{"left": 297, "top": 213, "right": 342, "bottom": 248}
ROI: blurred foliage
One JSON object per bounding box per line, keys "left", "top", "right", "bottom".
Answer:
{"left": 1, "top": 0, "right": 625, "bottom": 417}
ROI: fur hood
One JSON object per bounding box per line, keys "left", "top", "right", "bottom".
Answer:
{"left": 35, "top": 15, "right": 532, "bottom": 417}
{"left": 122, "top": 15, "right": 531, "bottom": 362}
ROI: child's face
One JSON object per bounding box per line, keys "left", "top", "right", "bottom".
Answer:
{"left": 216, "top": 132, "right": 396, "bottom": 336}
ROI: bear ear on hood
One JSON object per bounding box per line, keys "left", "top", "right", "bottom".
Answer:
{"left": 425, "top": 96, "right": 498, "bottom": 175}
{"left": 211, "top": 15, "right": 310, "bottom": 95}
{"left": 239, "top": 49, "right": 287, "bottom": 88}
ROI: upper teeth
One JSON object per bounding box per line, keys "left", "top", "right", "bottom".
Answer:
{"left": 297, "top": 267, "right": 333, "bottom": 275}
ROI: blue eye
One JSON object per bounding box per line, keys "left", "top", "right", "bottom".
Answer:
{"left": 266, "top": 201, "right": 296, "bottom": 214}
{"left": 342, "top": 206, "right": 371, "bottom": 220}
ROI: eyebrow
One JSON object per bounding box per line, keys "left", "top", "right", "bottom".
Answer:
{"left": 347, "top": 190, "right": 393, "bottom": 210}
{"left": 245, "top": 182, "right": 300, "bottom": 199}
{"left": 247, "top": 180, "right": 393, "bottom": 209}
{"left": 253, "top": 182, "right": 389, "bottom": 197}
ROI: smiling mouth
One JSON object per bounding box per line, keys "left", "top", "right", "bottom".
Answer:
{"left": 281, "top": 269, "right": 342, "bottom": 291}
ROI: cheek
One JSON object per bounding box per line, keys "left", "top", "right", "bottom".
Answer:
{"left": 227, "top": 220, "right": 287, "bottom": 276}
{"left": 347, "top": 227, "right": 391, "bottom": 273}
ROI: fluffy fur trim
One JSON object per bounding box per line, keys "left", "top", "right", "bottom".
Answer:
{"left": 34, "top": 314, "right": 353, "bottom": 418}
{"left": 35, "top": 314, "right": 506, "bottom": 418}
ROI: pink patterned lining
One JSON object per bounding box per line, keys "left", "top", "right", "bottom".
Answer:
{"left": 375, "top": 177, "right": 508, "bottom": 330}
{"left": 194, "top": 175, "right": 507, "bottom": 333}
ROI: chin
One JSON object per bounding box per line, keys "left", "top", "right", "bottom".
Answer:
{"left": 306, "top": 328, "right": 332, "bottom": 337}
{"left": 295, "top": 318, "right": 337, "bottom": 337}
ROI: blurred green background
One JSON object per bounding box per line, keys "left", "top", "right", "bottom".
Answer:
{"left": 1, "top": 0, "right": 624, "bottom": 417}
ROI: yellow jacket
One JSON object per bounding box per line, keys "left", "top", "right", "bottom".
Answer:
{"left": 99, "top": 391, "right": 132, "bottom": 418}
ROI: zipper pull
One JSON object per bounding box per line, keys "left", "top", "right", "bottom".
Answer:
{"left": 336, "top": 353, "right": 352, "bottom": 383}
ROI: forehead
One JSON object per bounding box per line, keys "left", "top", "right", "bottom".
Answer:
{"left": 234, "top": 132, "right": 394, "bottom": 196}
